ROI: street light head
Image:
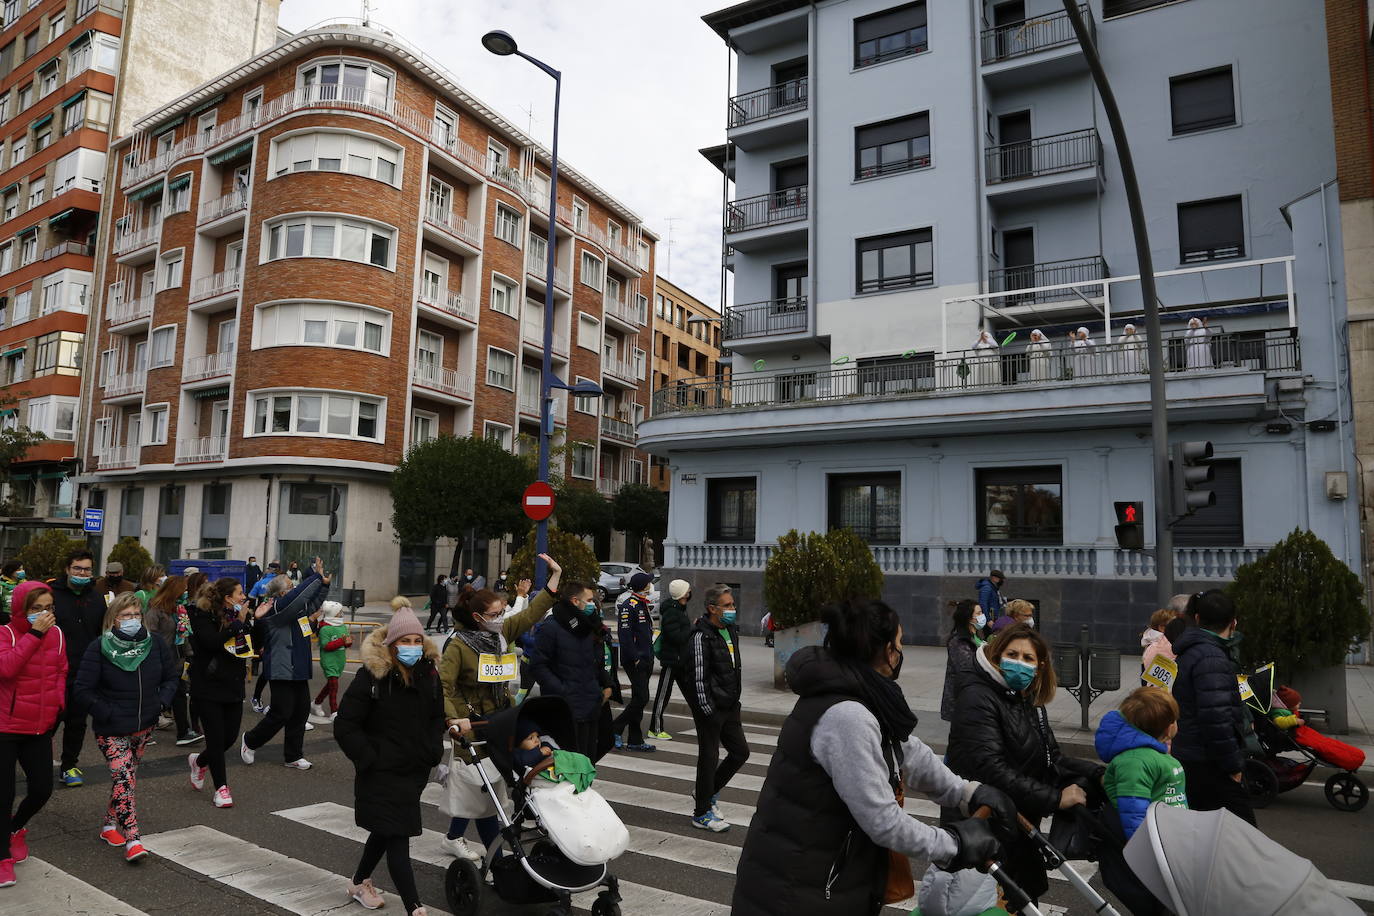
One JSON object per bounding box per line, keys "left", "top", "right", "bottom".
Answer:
{"left": 569, "top": 381, "right": 604, "bottom": 397}
{"left": 481, "top": 30, "right": 518, "bottom": 56}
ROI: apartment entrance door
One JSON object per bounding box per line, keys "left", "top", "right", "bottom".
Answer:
{"left": 998, "top": 111, "right": 1032, "bottom": 180}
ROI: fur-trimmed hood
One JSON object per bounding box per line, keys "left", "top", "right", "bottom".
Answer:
{"left": 360, "top": 624, "right": 441, "bottom": 679}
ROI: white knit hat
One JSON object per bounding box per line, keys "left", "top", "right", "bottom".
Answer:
{"left": 669, "top": 579, "right": 691, "bottom": 601}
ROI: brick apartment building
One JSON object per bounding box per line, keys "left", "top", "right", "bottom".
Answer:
{"left": 78, "top": 21, "right": 656, "bottom": 596}
{"left": 0, "top": 0, "right": 278, "bottom": 557}
{"left": 649, "top": 276, "right": 724, "bottom": 490}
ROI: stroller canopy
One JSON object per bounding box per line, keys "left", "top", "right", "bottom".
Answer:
{"left": 1123, "top": 802, "right": 1360, "bottom": 916}
{"left": 480, "top": 695, "right": 578, "bottom": 786}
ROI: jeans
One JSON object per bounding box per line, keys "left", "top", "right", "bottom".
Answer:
{"left": 648, "top": 664, "right": 677, "bottom": 734}
{"left": 354, "top": 833, "right": 421, "bottom": 912}
{"left": 613, "top": 659, "right": 652, "bottom": 745}
{"left": 193, "top": 699, "right": 244, "bottom": 790}
{"left": 58, "top": 679, "right": 87, "bottom": 771}
{"left": 688, "top": 704, "right": 749, "bottom": 818}
{"left": 0, "top": 731, "right": 54, "bottom": 858}
{"left": 97, "top": 729, "right": 151, "bottom": 841}
{"left": 1182, "top": 759, "right": 1257, "bottom": 825}
{"left": 244, "top": 680, "right": 310, "bottom": 762}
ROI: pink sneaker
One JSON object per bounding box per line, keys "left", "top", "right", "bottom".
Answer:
{"left": 0, "top": 858, "right": 15, "bottom": 888}
{"left": 213, "top": 786, "right": 234, "bottom": 808}
{"left": 189, "top": 753, "right": 207, "bottom": 791}
{"left": 99, "top": 826, "right": 125, "bottom": 847}
{"left": 8, "top": 829, "right": 27, "bottom": 864}
{"left": 347, "top": 878, "right": 384, "bottom": 909}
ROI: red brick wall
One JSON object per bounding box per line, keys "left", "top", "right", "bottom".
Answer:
{"left": 1327, "top": 0, "right": 1374, "bottom": 202}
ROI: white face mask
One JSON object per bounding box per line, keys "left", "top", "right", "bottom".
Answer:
{"left": 973, "top": 613, "right": 987, "bottom": 629}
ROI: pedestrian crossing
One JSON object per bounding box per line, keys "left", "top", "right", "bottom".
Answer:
{"left": 2, "top": 856, "right": 152, "bottom": 915}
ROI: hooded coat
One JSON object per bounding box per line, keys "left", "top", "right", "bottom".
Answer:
{"left": 1171, "top": 626, "right": 1247, "bottom": 775}
{"left": 528, "top": 597, "right": 612, "bottom": 722}
{"left": 0, "top": 587, "right": 68, "bottom": 734}
{"left": 73, "top": 628, "right": 179, "bottom": 737}
{"left": 334, "top": 626, "right": 446, "bottom": 837}
{"left": 1095, "top": 710, "right": 1188, "bottom": 840}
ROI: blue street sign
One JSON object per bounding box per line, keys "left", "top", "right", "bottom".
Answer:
{"left": 83, "top": 508, "right": 104, "bottom": 533}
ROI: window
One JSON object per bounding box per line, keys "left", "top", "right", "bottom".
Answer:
{"left": 605, "top": 275, "right": 622, "bottom": 308}
{"left": 486, "top": 139, "right": 507, "bottom": 172}
{"left": 33, "top": 126, "right": 50, "bottom": 151}
{"left": 93, "top": 34, "right": 118, "bottom": 74}
{"left": 271, "top": 130, "right": 401, "bottom": 185}
{"left": 855, "top": 2, "right": 928, "bottom": 67}
{"left": 40, "top": 270, "right": 90, "bottom": 314}
{"left": 578, "top": 313, "right": 601, "bottom": 351}
{"left": 19, "top": 232, "right": 37, "bottom": 265}
{"left": 483, "top": 422, "right": 511, "bottom": 449}
{"left": 1172, "top": 458, "right": 1243, "bottom": 546}
{"left": 159, "top": 252, "right": 184, "bottom": 290}
{"left": 249, "top": 390, "right": 384, "bottom": 441}
{"left": 856, "top": 113, "right": 930, "bottom": 178}
{"left": 38, "top": 61, "right": 57, "bottom": 97}
{"left": 48, "top": 11, "right": 64, "bottom": 40}
{"left": 707, "top": 477, "right": 757, "bottom": 542}
{"left": 494, "top": 204, "right": 522, "bottom": 245}
{"left": 26, "top": 176, "right": 44, "bottom": 207}
{"left": 1178, "top": 196, "right": 1244, "bottom": 263}
{"left": 486, "top": 347, "right": 515, "bottom": 389}
{"left": 24, "top": 396, "right": 76, "bottom": 440}
{"left": 32, "top": 330, "right": 82, "bottom": 376}
{"left": 0, "top": 93, "right": 8, "bottom": 123}
{"left": 198, "top": 112, "right": 217, "bottom": 144}
{"left": 572, "top": 198, "right": 588, "bottom": 233}
{"left": 144, "top": 405, "right": 169, "bottom": 445}
{"left": 22, "top": 30, "right": 36, "bottom": 59}
{"left": 1170, "top": 66, "right": 1235, "bottom": 135}
{"left": 432, "top": 104, "right": 457, "bottom": 144}
{"left": 571, "top": 443, "right": 595, "bottom": 479}
{"left": 490, "top": 275, "right": 516, "bottom": 316}
{"left": 67, "top": 35, "right": 89, "bottom": 73}
{"left": 411, "top": 410, "right": 437, "bottom": 444}
{"left": 166, "top": 176, "right": 191, "bottom": 213}
{"left": 11, "top": 289, "right": 30, "bottom": 322}
{"left": 252, "top": 301, "right": 389, "bottom": 354}
{"left": 18, "top": 83, "right": 31, "bottom": 112}
{"left": 299, "top": 59, "right": 394, "bottom": 107}
{"left": 62, "top": 96, "right": 84, "bottom": 134}
{"left": 263, "top": 215, "right": 395, "bottom": 269}
{"left": 580, "top": 251, "right": 604, "bottom": 291}
{"left": 149, "top": 326, "right": 176, "bottom": 367}
{"left": 573, "top": 375, "right": 598, "bottom": 414}
{"left": 976, "top": 466, "right": 1063, "bottom": 544}
{"left": 1103, "top": 0, "right": 1183, "bottom": 18}
{"left": 286, "top": 483, "right": 332, "bottom": 515}
{"left": 828, "top": 472, "right": 901, "bottom": 543}
{"left": 3, "top": 189, "right": 16, "bottom": 220}
{"left": 11, "top": 136, "right": 25, "bottom": 165}
{"left": 857, "top": 229, "right": 933, "bottom": 292}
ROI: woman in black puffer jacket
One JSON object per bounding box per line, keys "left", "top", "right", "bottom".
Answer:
{"left": 73, "top": 592, "right": 179, "bottom": 862}
{"left": 945, "top": 623, "right": 1102, "bottom": 909}
{"left": 940, "top": 600, "right": 984, "bottom": 722}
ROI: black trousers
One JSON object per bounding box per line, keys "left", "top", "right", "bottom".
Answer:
{"left": 0, "top": 731, "right": 54, "bottom": 859}
{"left": 171, "top": 678, "right": 198, "bottom": 735}
{"left": 687, "top": 703, "right": 749, "bottom": 818}
{"left": 1182, "top": 759, "right": 1256, "bottom": 825}
{"left": 613, "top": 659, "right": 652, "bottom": 745}
{"left": 354, "top": 833, "right": 421, "bottom": 912}
{"left": 194, "top": 698, "right": 244, "bottom": 790}
{"left": 574, "top": 717, "right": 598, "bottom": 760}
{"left": 244, "top": 680, "right": 309, "bottom": 762}
{"left": 426, "top": 603, "right": 449, "bottom": 631}
{"left": 648, "top": 664, "right": 677, "bottom": 734}
{"left": 58, "top": 679, "right": 86, "bottom": 771}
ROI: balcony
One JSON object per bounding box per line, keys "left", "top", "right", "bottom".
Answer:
{"left": 984, "top": 129, "right": 1101, "bottom": 204}
{"left": 411, "top": 362, "right": 474, "bottom": 401}
{"left": 43, "top": 241, "right": 94, "bottom": 261}
{"left": 113, "top": 223, "right": 159, "bottom": 258}
{"left": 417, "top": 288, "right": 477, "bottom": 326}
{"left": 103, "top": 371, "right": 146, "bottom": 401}
{"left": 724, "top": 296, "right": 809, "bottom": 344}
{"left": 602, "top": 354, "right": 640, "bottom": 386}
{"left": 725, "top": 188, "right": 808, "bottom": 251}
{"left": 521, "top": 322, "right": 570, "bottom": 355}
{"left": 518, "top": 389, "right": 565, "bottom": 421}
{"left": 525, "top": 250, "right": 571, "bottom": 292}
{"left": 727, "top": 78, "right": 809, "bottom": 150}
{"left": 96, "top": 445, "right": 140, "bottom": 470}
{"left": 596, "top": 477, "right": 622, "bottom": 498}
{"left": 423, "top": 202, "right": 483, "bottom": 254}
{"left": 981, "top": 5, "right": 1091, "bottom": 88}
{"left": 987, "top": 256, "right": 1108, "bottom": 313}
{"left": 106, "top": 294, "right": 153, "bottom": 327}
{"left": 198, "top": 190, "right": 248, "bottom": 229}
{"left": 603, "top": 294, "right": 644, "bottom": 329}
{"left": 600, "top": 415, "right": 636, "bottom": 444}
{"left": 183, "top": 350, "right": 235, "bottom": 383}
{"left": 189, "top": 268, "right": 242, "bottom": 305}
{"left": 175, "top": 436, "right": 227, "bottom": 464}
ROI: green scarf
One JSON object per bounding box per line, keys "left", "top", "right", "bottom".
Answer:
{"left": 100, "top": 630, "right": 154, "bottom": 671}
{"left": 537, "top": 749, "right": 597, "bottom": 793}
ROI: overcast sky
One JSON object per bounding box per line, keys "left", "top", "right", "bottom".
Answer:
{"left": 279, "top": 0, "right": 729, "bottom": 307}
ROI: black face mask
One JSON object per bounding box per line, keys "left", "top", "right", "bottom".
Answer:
{"left": 888, "top": 645, "right": 904, "bottom": 681}
{"left": 107, "top": 575, "right": 122, "bottom": 583}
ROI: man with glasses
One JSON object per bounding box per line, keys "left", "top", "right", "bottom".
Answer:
{"left": 680, "top": 584, "right": 749, "bottom": 832}
{"left": 49, "top": 549, "right": 109, "bottom": 787}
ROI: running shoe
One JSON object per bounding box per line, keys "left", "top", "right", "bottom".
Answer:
{"left": 624, "top": 743, "right": 657, "bottom": 752}
{"left": 239, "top": 737, "right": 256, "bottom": 765}
{"left": 647, "top": 730, "right": 673, "bottom": 741}
{"left": 213, "top": 786, "right": 234, "bottom": 808}
{"left": 99, "top": 826, "right": 125, "bottom": 847}
{"left": 691, "top": 812, "right": 729, "bottom": 833}
{"left": 347, "top": 878, "right": 384, "bottom": 909}
{"left": 283, "top": 758, "right": 312, "bottom": 770}
{"left": 124, "top": 840, "right": 148, "bottom": 863}
{"left": 8, "top": 829, "right": 27, "bottom": 863}
{"left": 0, "top": 858, "right": 14, "bottom": 888}
{"left": 60, "top": 767, "right": 83, "bottom": 787}
{"left": 440, "top": 836, "right": 482, "bottom": 862}
{"left": 175, "top": 730, "right": 204, "bottom": 747}
{"left": 188, "top": 753, "right": 207, "bottom": 791}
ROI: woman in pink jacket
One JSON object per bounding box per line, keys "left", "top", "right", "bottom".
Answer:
{"left": 0, "top": 580, "right": 68, "bottom": 889}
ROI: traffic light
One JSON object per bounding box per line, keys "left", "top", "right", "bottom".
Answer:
{"left": 1171, "top": 441, "right": 1215, "bottom": 520}
{"left": 328, "top": 486, "right": 341, "bottom": 538}
{"left": 1114, "top": 501, "right": 1144, "bottom": 550}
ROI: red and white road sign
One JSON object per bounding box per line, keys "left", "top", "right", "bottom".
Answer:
{"left": 522, "top": 481, "right": 556, "bottom": 521}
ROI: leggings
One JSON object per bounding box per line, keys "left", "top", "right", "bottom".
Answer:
{"left": 313, "top": 676, "right": 340, "bottom": 714}
{"left": 648, "top": 664, "right": 677, "bottom": 734}
{"left": 354, "top": 833, "right": 421, "bottom": 912}
{"left": 0, "top": 732, "right": 54, "bottom": 860}
{"left": 252, "top": 670, "right": 270, "bottom": 704}
{"left": 193, "top": 699, "right": 244, "bottom": 790}
{"left": 446, "top": 815, "right": 501, "bottom": 849}
{"left": 97, "top": 729, "right": 151, "bottom": 841}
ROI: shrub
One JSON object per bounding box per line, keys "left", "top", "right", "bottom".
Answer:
{"left": 764, "top": 528, "right": 885, "bottom": 630}
{"left": 507, "top": 527, "right": 601, "bottom": 594}
{"left": 16, "top": 529, "right": 87, "bottom": 580}
{"left": 106, "top": 536, "right": 153, "bottom": 583}
{"left": 1229, "top": 528, "right": 1370, "bottom": 676}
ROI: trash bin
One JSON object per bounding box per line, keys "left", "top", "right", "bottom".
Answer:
{"left": 1088, "top": 646, "right": 1122, "bottom": 691}
{"left": 1053, "top": 644, "right": 1081, "bottom": 689}
{"left": 170, "top": 559, "right": 248, "bottom": 586}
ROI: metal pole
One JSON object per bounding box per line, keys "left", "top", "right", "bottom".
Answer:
{"left": 1079, "top": 624, "right": 1091, "bottom": 731}
{"left": 1061, "top": 2, "right": 1172, "bottom": 606}
{"left": 533, "top": 62, "right": 561, "bottom": 593}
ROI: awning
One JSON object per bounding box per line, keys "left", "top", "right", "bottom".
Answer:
{"left": 192, "top": 386, "right": 230, "bottom": 400}
{"left": 167, "top": 174, "right": 191, "bottom": 191}
{"left": 0, "top": 182, "right": 17, "bottom": 195}
{"left": 48, "top": 208, "right": 75, "bottom": 226}
{"left": 188, "top": 93, "right": 226, "bottom": 116}
{"left": 208, "top": 139, "right": 253, "bottom": 166}
{"left": 7, "top": 471, "right": 32, "bottom": 481}
{"left": 0, "top": 408, "right": 14, "bottom": 416}
{"left": 30, "top": 113, "right": 52, "bottom": 130}
{"left": 127, "top": 181, "right": 164, "bottom": 202}
{"left": 37, "top": 470, "right": 68, "bottom": 479}
{"left": 0, "top": 347, "right": 22, "bottom": 358}
{"left": 152, "top": 114, "right": 185, "bottom": 134}
{"left": 16, "top": 224, "right": 39, "bottom": 236}
{"left": 61, "top": 89, "right": 86, "bottom": 109}
{"left": 67, "top": 30, "right": 91, "bottom": 48}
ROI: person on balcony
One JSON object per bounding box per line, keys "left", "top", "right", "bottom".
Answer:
{"left": 1185, "top": 317, "right": 1212, "bottom": 370}
{"left": 1070, "top": 326, "right": 1095, "bottom": 379}
{"left": 970, "top": 330, "right": 999, "bottom": 388}
{"left": 1117, "top": 323, "right": 1146, "bottom": 374}
{"left": 1026, "top": 329, "right": 1052, "bottom": 382}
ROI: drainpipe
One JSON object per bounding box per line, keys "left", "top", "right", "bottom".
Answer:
{"left": 968, "top": 0, "right": 986, "bottom": 325}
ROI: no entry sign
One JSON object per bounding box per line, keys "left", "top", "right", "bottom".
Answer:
{"left": 523, "top": 481, "right": 556, "bottom": 521}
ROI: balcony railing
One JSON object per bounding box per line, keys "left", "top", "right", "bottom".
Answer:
{"left": 96, "top": 444, "right": 139, "bottom": 470}
{"left": 600, "top": 415, "right": 636, "bottom": 443}
{"left": 596, "top": 477, "right": 622, "bottom": 498}
{"left": 190, "top": 268, "right": 242, "bottom": 302}
{"left": 411, "top": 362, "right": 474, "bottom": 399}
{"left": 43, "top": 241, "right": 93, "bottom": 260}
{"left": 198, "top": 189, "right": 248, "bottom": 224}
{"left": 728, "top": 78, "right": 808, "bottom": 128}
{"left": 106, "top": 294, "right": 152, "bottom": 325}
{"left": 725, "top": 296, "right": 808, "bottom": 340}
{"left": 424, "top": 202, "right": 483, "bottom": 248}
{"left": 525, "top": 250, "right": 571, "bottom": 289}
{"left": 726, "top": 187, "right": 808, "bottom": 233}
{"left": 988, "top": 257, "right": 1107, "bottom": 304}
{"left": 981, "top": 4, "right": 1090, "bottom": 63}
{"left": 112, "top": 223, "right": 159, "bottom": 255}
{"left": 103, "top": 371, "right": 146, "bottom": 399}
{"left": 603, "top": 295, "right": 644, "bottom": 327}
{"left": 985, "top": 129, "right": 1100, "bottom": 184}
{"left": 183, "top": 350, "right": 235, "bottom": 382}
{"left": 175, "top": 436, "right": 226, "bottom": 463}
{"left": 603, "top": 354, "right": 640, "bottom": 384}
{"left": 521, "top": 322, "right": 570, "bottom": 353}
{"left": 651, "top": 327, "right": 1300, "bottom": 415}
{"left": 418, "top": 288, "right": 477, "bottom": 323}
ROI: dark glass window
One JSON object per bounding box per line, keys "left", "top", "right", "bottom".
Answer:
{"left": 288, "top": 483, "right": 333, "bottom": 515}
{"left": 707, "top": 477, "right": 756, "bottom": 542}
{"left": 204, "top": 483, "right": 230, "bottom": 516}
{"left": 857, "top": 229, "right": 933, "bottom": 293}
{"left": 1104, "top": 0, "right": 1182, "bottom": 19}
{"left": 159, "top": 485, "right": 183, "bottom": 517}
{"left": 855, "top": 2, "right": 928, "bottom": 67}
{"left": 828, "top": 472, "right": 901, "bottom": 544}
{"left": 976, "top": 466, "right": 1063, "bottom": 544}
{"left": 1170, "top": 67, "right": 1235, "bottom": 135}
{"left": 1178, "top": 196, "right": 1244, "bottom": 263}
{"left": 1172, "top": 458, "right": 1243, "bottom": 546}
{"left": 856, "top": 113, "right": 930, "bottom": 179}
{"left": 857, "top": 353, "right": 934, "bottom": 395}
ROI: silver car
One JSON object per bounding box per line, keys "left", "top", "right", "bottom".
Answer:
{"left": 597, "top": 562, "right": 660, "bottom": 608}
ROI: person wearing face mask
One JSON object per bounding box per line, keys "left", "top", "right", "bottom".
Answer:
{"left": 335, "top": 607, "right": 445, "bottom": 916}
{"left": 945, "top": 623, "right": 1103, "bottom": 910}
{"left": 186, "top": 578, "right": 254, "bottom": 809}
{"left": 0, "top": 581, "right": 67, "bottom": 889}
{"left": 0, "top": 561, "right": 25, "bottom": 624}
{"left": 940, "top": 600, "right": 985, "bottom": 723}
{"left": 647, "top": 579, "right": 693, "bottom": 741}
{"left": 144, "top": 575, "right": 201, "bottom": 748}
{"left": 132, "top": 565, "right": 166, "bottom": 612}
{"left": 73, "top": 592, "right": 179, "bottom": 863}
{"left": 991, "top": 597, "right": 1035, "bottom": 634}
{"left": 96, "top": 562, "right": 134, "bottom": 599}
{"left": 438, "top": 554, "right": 560, "bottom": 863}
{"left": 733, "top": 599, "right": 1014, "bottom": 914}
{"left": 678, "top": 584, "right": 748, "bottom": 832}
{"left": 49, "top": 549, "right": 108, "bottom": 788}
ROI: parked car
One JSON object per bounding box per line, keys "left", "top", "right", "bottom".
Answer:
{"left": 597, "top": 562, "right": 661, "bottom": 606}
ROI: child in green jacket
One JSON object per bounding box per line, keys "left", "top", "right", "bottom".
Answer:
{"left": 1095, "top": 686, "right": 1188, "bottom": 840}
{"left": 312, "top": 601, "right": 352, "bottom": 719}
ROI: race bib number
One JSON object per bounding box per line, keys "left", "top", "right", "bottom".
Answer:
{"left": 298, "top": 616, "right": 313, "bottom": 638}
{"left": 1237, "top": 674, "right": 1255, "bottom": 702}
{"left": 477, "top": 652, "right": 518, "bottom": 683}
{"left": 1143, "top": 656, "right": 1177, "bottom": 691}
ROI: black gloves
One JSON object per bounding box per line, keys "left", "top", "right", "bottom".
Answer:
{"left": 969, "top": 784, "right": 1020, "bottom": 839}
{"left": 942, "top": 817, "right": 1002, "bottom": 873}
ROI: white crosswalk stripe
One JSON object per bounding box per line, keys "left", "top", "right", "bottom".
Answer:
{"left": 2, "top": 857, "right": 152, "bottom": 915}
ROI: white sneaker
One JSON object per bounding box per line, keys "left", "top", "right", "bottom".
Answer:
{"left": 188, "top": 753, "right": 207, "bottom": 791}
{"left": 441, "top": 836, "right": 482, "bottom": 862}
{"left": 311, "top": 703, "right": 327, "bottom": 718}
{"left": 283, "top": 758, "right": 312, "bottom": 770}
{"left": 304, "top": 721, "right": 316, "bottom": 731}
{"left": 213, "top": 786, "right": 234, "bottom": 808}
{"left": 240, "top": 737, "right": 255, "bottom": 765}
{"left": 691, "top": 811, "right": 730, "bottom": 833}
{"left": 156, "top": 714, "right": 174, "bottom": 731}
{"left": 330, "top": 712, "right": 338, "bottom": 722}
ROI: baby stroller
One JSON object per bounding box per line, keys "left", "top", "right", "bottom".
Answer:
{"left": 444, "top": 696, "right": 628, "bottom": 916}
{"left": 1239, "top": 664, "right": 1368, "bottom": 812}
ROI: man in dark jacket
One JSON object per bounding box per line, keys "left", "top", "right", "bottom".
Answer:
{"left": 648, "top": 579, "right": 692, "bottom": 740}
{"left": 678, "top": 584, "right": 748, "bottom": 832}
{"left": 976, "top": 570, "right": 1005, "bottom": 620}
{"left": 612, "top": 573, "right": 656, "bottom": 752}
{"left": 529, "top": 582, "right": 613, "bottom": 759}
{"left": 50, "top": 549, "right": 108, "bottom": 787}
{"left": 241, "top": 559, "right": 328, "bottom": 768}
{"left": 244, "top": 556, "right": 263, "bottom": 588}
{"left": 1171, "top": 589, "right": 1254, "bottom": 824}
{"left": 96, "top": 561, "right": 135, "bottom": 598}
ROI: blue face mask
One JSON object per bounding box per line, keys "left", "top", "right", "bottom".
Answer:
{"left": 70, "top": 575, "right": 92, "bottom": 588}
{"left": 582, "top": 601, "right": 599, "bottom": 616}
{"left": 14, "top": 571, "right": 25, "bottom": 580}
{"left": 26, "top": 614, "right": 39, "bottom": 625}
{"left": 999, "top": 658, "right": 1036, "bottom": 691}
{"left": 117, "top": 618, "right": 142, "bottom": 637}
{"left": 720, "top": 610, "right": 737, "bottom": 626}
{"left": 396, "top": 645, "right": 424, "bottom": 667}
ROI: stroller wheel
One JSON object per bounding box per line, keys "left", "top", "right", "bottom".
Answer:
{"left": 444, "top": 858, "right": 482, "bottom": 916}
{"left": 1324, "top": 772, "right": 1369, "bottom": 813}
{"left": 591, "top": 894, "right": 623, "bottom": 916}
{"left": 1242, "top": 758, "right": 1279, "bottom": 808}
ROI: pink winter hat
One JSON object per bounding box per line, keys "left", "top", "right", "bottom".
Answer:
{"left": 384, "top": 607, "right": 425, "bottom": 645}
{"left": 9, "top": 580, "right": 52, "bottom": 617}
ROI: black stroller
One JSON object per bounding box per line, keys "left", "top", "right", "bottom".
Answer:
{"left": 444, "top": 696, "right": 623, "bottom": 916}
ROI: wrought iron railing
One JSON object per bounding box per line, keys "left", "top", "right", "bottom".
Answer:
{"left": 728, "top": 78, "right": 808, "bottom": 128}
{"left": 985, "top": 129, "right": 1100, "bottom": 184}
{"left": 600, "top": 415, "right": 636, "bottom": 442}
{"left": 988, "top": 256, "right": 1107, "bottom": 304}
{"left": 724, "top": 297, "right": 808, "bottom": 340}
{"left": 725, "top": 187, "right": 808, "bottom": 233}
{"left": 981, "top": 4, "right": 1091, "bottom": 63}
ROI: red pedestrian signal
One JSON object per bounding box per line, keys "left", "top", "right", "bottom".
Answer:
{"left": 1124, "top": 504, "right": 1137, "bottom": 523}
{"left": 1114, "top": 501, "right": 1144, "bottom": 550}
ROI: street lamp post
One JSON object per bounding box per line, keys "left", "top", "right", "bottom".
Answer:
{"left": 484, "top": 30, "right": 601, "bottom": 591}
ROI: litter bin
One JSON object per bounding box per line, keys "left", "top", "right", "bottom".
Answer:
{"left": 1088, "top": 646, "right": 1122, "bottom": 692}
{"left": 1053, "top": 644, "right": 1082, "bottom": 689}
{"left": 170, "top": 559, "right": 248, "bottom": 586}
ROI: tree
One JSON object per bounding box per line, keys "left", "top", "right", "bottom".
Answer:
{"left": 763, "top": 528, "right": 885, "bottom": 629}
{"left": 16, "top": 529, "right": 86, "bottom": 580}
{"left": 507, "top": 526, "right": 600, "bottom": 590}
{"left": 555, "top": 484, "right": 613, "bottom": 540}
{"left": 1229, "top": 528, "right": 1370, "bottom": 677}
{"left": 106, "top": 536, "right": 153, "bottom": 583}
{"left": 611, "top": 483, "right": 668, "bottom": 545}
{"left": 0, "top": 393, "right": 45, "bottom": 491}
{"left": 391, "top": 435, "right": 533, "bottom": 574}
